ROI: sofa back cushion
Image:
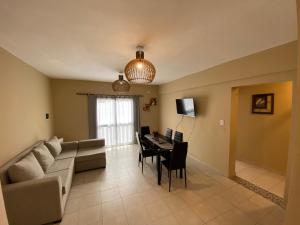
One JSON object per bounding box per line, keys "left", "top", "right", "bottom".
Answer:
{"left": 45, "top": 136, "right": 62, "bottom": 157}
{"left": 33, "top": 144, "right": 55, "bottom": 171}
{"left": 8, "top": 153, "right": 45, "bottom": 183}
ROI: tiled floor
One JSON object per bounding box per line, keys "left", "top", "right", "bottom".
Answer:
{"left": 54, "top": 145, "right": 285, "bottom": 225}
{"left": 235, "top": 161, "right": 286, "bottom": 198}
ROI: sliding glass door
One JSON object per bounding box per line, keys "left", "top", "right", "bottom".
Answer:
{"left": 96, "top": 97, "right": 134, "bottom": 146}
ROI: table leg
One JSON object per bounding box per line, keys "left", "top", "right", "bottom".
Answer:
{"left": 180, "top": 168, "right": 183, "bottom": 178}
{"left": 156, "top": 154, "right": 161, "bottom": 185}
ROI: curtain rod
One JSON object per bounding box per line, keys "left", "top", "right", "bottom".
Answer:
{"left": 76, "top": 92, "right": 143, "bottom": 97}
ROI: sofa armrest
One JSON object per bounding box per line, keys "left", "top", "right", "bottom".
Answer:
{"left": 3, "top": 176, "right": 63, "bottom": 225}
{"left": 78, "top": 138, "right": 105, "bottom": 149}
{"left": 61, "top": 141, "right": 78, "bottom": 150}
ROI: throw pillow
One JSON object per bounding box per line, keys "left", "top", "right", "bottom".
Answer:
{"left": 45, "top": 136, "right": 62, "bottom": 157}
{"left": 33, "top": 144, "right": 55, "bottom": 171}
{"left": 8, "top": 153, "right": 45, "bottom": 183}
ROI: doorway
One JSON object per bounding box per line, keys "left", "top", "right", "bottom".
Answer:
{"left": 230, "top": 81, "right": 293, "bottom": 202}
{"left": 96, "top": 97, "right": 135, "bottom": 146}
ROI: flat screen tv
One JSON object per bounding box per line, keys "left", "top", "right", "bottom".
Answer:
{"left": 176, "top": 98, "right": 196, "bottom": 117}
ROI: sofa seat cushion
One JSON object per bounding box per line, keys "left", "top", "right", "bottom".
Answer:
{"left": 46, "top": 158, "right": 74, "bottom": 173}
{"left": 8, "top": 153, "right": 45, "bottom": 183}
{"left": 56, "top": 149, "right": 77, "bottom": 160}
{"left": 76, "top": 147, "right": 106, "bottom": 162}
{"left": 45, "top": 168, "right": 73, "bottom": 195}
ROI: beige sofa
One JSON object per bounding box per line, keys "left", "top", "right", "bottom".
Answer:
{"left": 0, "top": 138, "right": 106, "bottom": 225}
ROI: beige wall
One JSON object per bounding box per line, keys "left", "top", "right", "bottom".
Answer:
{"left": 235, "top": 82, "right": 292, "bottom": 174}
{"left": 158, "top": 41, "right": 297, "bottom": 176}
{"left": 51, "top": 79, "right": 159, "bottom": 141}
{"left": 285, "top": 1, "right": 300, "bottom": 224}
{"left": 0, "top": 47, "right": 53, "bottom": 166}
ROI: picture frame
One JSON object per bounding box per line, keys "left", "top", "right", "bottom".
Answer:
{"left": 252, "top": 93, "right": 274, "bottom": 114}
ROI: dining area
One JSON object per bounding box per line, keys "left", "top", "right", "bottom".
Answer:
{"left": 136, "top": 127, "right": 188, "bottom": 192}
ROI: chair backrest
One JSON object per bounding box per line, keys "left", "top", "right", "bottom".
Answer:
{"left": 165, "top": 128, "right": 173, "bottom": 140}
{"left": 135, "top": 132, "right": 143, "bottom": 153}
{"left": 174, "top": 131, "right": 183, "bottom": 142}
{"left": 140, "top": 126, "right": 150, "bottom": 139}
{"left": 170, "top": 142, "right": 188, "bottom": 169}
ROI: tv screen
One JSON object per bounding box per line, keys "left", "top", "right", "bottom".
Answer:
{"left": 176, "top": 98, "right": 196, "bottom": 117}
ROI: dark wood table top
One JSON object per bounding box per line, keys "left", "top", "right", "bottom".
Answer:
{"left": 144, "top": 134, "right": 174, "bottom": 150}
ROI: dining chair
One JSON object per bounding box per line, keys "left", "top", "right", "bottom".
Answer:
{"left": 160, "top": 142, "right": 188, "bottom": 192}
{"left": 165, "top": 128, "right": 173, "bottom": 140}
{"left": 140, "top": 126, "right": 150, "bottom": 139}
{"left": 174, "top": 131, "right": 183, "bottom": 142}
{"left": 136, "top": 132, "right": 158, "bottom": 173}
{"left": 140, "top": 126, "right": 156, "bottom": 162}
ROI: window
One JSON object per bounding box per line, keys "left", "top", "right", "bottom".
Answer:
{"left": 96, "top": 97, "right": 134, "bottom": 146}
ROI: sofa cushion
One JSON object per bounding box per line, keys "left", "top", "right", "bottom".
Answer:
{"left": 76, "top": 147, "right": 106, "bottom": 162}
{"left": 78, "top": 139, "right": 105, "bottom": 149}
{"left": 45, "top": 169, "right": 73, "bottom": 195}
{"left": 46, "top": 158, "right": 74, "bottom": 173}
{"left": 45, "top": 136, "right": 62, "bottom": 157}
{"left": 56, "top": 149, "right": 77, "bottom": 160}
{"left": 8, "top": 153, "right": 44, "bottom": 183}
{"left": 33, "top": 144, "right": 55, "bottom": 171}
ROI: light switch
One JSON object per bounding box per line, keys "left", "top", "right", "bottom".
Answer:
{"left": 219, "top": 119, "right": 225, "bottom": 127}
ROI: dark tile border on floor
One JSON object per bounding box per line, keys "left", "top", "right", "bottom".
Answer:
{"left": 232, "top": 176, "right": 286, "bottom": 209}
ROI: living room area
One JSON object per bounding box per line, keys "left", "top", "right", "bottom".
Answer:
{"left": 1, "top": 1, "right": 300, "bottom": 225}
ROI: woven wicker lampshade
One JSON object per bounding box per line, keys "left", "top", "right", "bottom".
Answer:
{"left": 124, "top": 46, "right": 156, "bottom": 84}
{"left": 112, "top": 75, "right": 130, "bottom": 92}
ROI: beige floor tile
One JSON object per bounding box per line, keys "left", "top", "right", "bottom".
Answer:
{"left": 235, "top": 160, "right": 286, "bottom": 198}
{"left": 174, "top": 189, "right": 203, "bottom": 206}
{"left": 125, "top": 205, "right": 151, "bottom": 225}
{"left": 102, "top": 199, "right": 125, "bottom": 217}
{"left": 146, "top": 200, "right": 172, "bottom": 221}
{"left": 57, "top": 145, "right": 286, "bottom": 225}
{"left": 101, "top": 187, "right": 121, "bottom": 202}
{"left": 56, "top": 212, "right": 78, "bottom": 225}
{"left": 206, "top": 195, "right": 234, "bottom": 214}
{"left": 151, "top": 215, "right": 179, "bottom": 225}
{"left": 103, "top": 215, "right": 128, "bottom": 225}
{"left": 216, "top": 208, "right": 255, "bottom": 225}
{"left": 193, "top": 201, "right": 220, "bottom": 223}
{"left": 77, "top": 205, "right": 102, "bottom": 225}
{"left": 174, "top": 207, "right": 204, "bottom": 225}
{"left": 236, "top": 199, "right": 268, "bottom": 223}
{"left": 163, "top": 194, "right": 189, "bottom": 212}
{"left": 205, "top": 219, "right": 221, "bottom": 225}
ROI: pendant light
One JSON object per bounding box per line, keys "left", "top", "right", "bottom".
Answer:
{"left": 112, "top": 74, "right": 130, "bottom": 92}
{"left": 124, "top": 46, "right": 156, "bottom": 84}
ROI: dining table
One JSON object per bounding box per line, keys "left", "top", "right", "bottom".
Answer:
{"left": 144, "top": 133, "right": 183, "bottom": 185}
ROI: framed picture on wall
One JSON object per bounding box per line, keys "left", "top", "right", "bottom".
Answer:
{"left": 252, "top": 93, "right": 274, "bottom": 114}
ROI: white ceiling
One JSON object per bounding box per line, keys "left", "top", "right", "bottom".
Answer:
{"left": 0, "top": 0, "right": 297, "bottom": 84}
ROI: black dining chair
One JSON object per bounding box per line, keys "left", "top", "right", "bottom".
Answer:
{"left": 174, "top": 131, "right": 183, "bottom": 142}
{"left": 140, "top": 126, "right": 156, "bottom": 162}
{"left": 165, "top": 128, "right": 173, "bottom": 140}
{"left": 136, "top": 132, "right": 158, "bottom": 173}
{"left": 160, "top": 142, "right": 188, "bottom": 192}
{"left": 140, "top": 126, "right": 150, "bottom": 139}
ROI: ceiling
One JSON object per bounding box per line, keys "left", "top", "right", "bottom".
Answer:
{"left": 0, "top": 0, "right": 297, "bottom": 84}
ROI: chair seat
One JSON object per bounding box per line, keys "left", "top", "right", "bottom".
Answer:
{"left": 161, "top": 159, "right": 184, "bottom": 170}
{"left": 142, "top": 149, "right": 158, "bottom": 157}
{"left": 141, "top": 139, "right": 152, "bottom": 148}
